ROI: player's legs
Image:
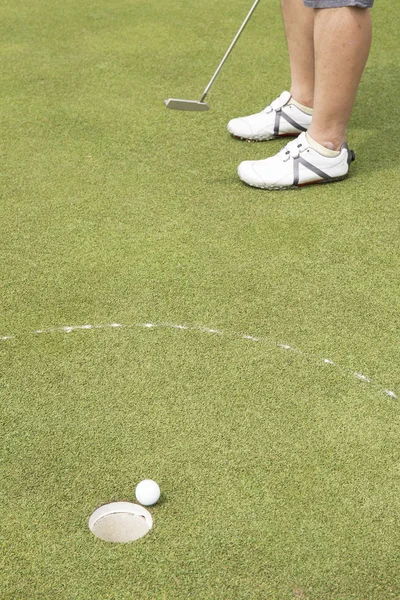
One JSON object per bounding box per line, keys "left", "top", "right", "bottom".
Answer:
{"left": 236, "top": 0, "right": 373, "bottom": 188}
{"left": 308, "top": 6, "right": 372, "bottom": 150}
{"left": 227, "top": 0, "right": 315, "bottom": 141}
{"left": 281, "top": 0, "right": 315, "bottom": 108}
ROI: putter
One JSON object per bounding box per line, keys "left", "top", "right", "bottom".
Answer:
{"left": 165, "top": 0, "right": 261, "bottom": 112}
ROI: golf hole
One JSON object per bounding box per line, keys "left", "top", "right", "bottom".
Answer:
{"left": 89, "top": 502, "right": 153, "bottom": 543}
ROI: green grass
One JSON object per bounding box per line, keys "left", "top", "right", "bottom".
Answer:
{"left": 1, "top": 0, "right": 400, "bottom": 598}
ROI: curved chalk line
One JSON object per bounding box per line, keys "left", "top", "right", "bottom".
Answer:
{"left": 1, "top": 321, "right": 397, "bottom": 400}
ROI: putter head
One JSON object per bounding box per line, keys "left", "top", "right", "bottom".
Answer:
{"left": 165, "top": 98, "right": 210, "bottom": 112}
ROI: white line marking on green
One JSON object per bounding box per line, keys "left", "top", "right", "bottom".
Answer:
{"left": 323, "top": 358, "right": 335, "bottom": 365}
{"left": 354, "top": 373, "right": 372, "bottom": 383}
{"left": 277, "top": 344, "right": 295, "bottom": 351}
{"left": 1, "top": 321, "right": 397, "bottom": 400}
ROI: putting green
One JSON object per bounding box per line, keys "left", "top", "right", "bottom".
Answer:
{"left": 1, "top": 0, "right": 399, "bottom": 598}
{"left": 2, "top": 325, "right": 399, "bottom": 599}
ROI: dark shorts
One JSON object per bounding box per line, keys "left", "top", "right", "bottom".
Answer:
{"left": 303, "top": 0, "right": 373, "bottom": 7}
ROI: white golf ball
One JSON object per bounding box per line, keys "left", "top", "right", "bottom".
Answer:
{"left": 135, "top": 479, "right": 161, "bottom": 506}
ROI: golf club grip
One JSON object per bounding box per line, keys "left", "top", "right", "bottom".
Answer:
{"left": 200, "top": 0, "right": 261, "bottom": 103}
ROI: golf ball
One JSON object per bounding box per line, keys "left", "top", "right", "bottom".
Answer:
{"left": 135, "top": 479, "right": 161, "bottom": 506}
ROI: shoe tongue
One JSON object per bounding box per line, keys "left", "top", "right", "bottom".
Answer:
{"left": 279, "top": 90, "right": 291, "bottom": 105}
{"left": 270, "top": 90, "right": 291, "bottom": 110}
{"left": 279, "top": 132, "right": 307, "bottom": 157}
{"left": 296, "top": 132, "right": 307, "bottom": 145}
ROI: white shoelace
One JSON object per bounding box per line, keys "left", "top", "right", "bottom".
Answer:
{"left": 263, "top": 95, "right": 288, "bottom": 114}
{"left": 280, "top": 138, "right": 307, "bottom": 161}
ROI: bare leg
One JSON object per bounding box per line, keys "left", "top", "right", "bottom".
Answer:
{"left": 308, "top": 7, "right": 372, "bottom": 150}
{"left": 281, "top": 0, "right": 315, "bottom": 107}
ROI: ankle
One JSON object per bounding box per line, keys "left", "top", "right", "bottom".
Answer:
{"left": 321, "top": 141, "right": 336, "bottom": 151}
{"left": 290, "top": 90, "right": 314, "bottom": 110}
{"left": 306, "top": 133, "right": 341, "bottom": 157}
{"left": 307, "top": 129, "right": 346, "bottom": 152}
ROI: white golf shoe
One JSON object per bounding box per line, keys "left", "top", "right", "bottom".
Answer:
{"left": 237, "top": 132, "right": 356, "bottom": 189}
{"left": 227, "top": 91, "right": 312, "bottom": 142}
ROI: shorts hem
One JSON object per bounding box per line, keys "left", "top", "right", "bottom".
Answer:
{"left": 303, "top": 0, "right": 373, "bottom": 7}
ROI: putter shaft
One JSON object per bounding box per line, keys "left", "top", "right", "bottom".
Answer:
{"left": 165, "top": 0, "right": 261, "bottom": 111}
{"left": 200, "top": 0, "right": 261, "bottom": 103}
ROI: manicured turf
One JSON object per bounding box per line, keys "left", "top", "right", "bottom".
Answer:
{"left": 1, "top": 0, "right": 399, "bottom": 598}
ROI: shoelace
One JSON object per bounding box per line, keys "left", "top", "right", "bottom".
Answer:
{"left": 263, "top": 96, "right": 286, "bottom": 114}
{"left": 280, "top": 139, "right": 306, "bottom": 161}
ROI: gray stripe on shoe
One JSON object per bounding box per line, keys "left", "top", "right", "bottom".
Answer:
{"left": 298, "top": 156, "right": 332, "bottom": 180}
{"left": 274, "top": 108, "right": 307, "bottom": 136}
{"left": 280, "top": 111, "right": 308, "bottom": 132}
{"left": 293, "top": 157, "right": 300, "bottom": 185}
{"left": 293, "top": 156, "right": 332, "bottom": 185}
{"left": 274, "top": 110, "right": 281, "bottom": 136}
